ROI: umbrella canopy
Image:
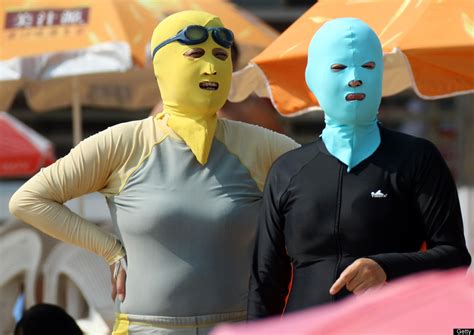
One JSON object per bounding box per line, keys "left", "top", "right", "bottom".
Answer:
{"left": 0, "top": 112, "right": 55, "bottom": 178}
{"left": 229, "top": 0, "right": 474, "bottom": 116}
{"left": 0, "top": 0, "right": 278, "bottom": 113}
{"left": 0, "top": 0, "right": 158, "bottom": 144}
{"left": 213, "top": 268, "right": 474, "bottom": 335}
{"left": 0, "top": 0, "right": 154, "bottom": 65}
{"left": 0, "top": 0, "right": 158, "bottom": 111}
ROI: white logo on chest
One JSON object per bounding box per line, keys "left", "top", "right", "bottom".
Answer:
{"left": 371, "top": 190, "right": 388, "bottom": 198}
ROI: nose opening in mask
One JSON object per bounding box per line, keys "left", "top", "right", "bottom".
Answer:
{"left": 348, "top": 79, "right": 363, "bottom": 87}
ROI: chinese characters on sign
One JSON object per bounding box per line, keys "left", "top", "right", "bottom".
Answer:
{"left": 5, "top": 8, "right": 89, "bottom": 28}
{"left": 4, "top": 8, "right": 89, "bottom": 39}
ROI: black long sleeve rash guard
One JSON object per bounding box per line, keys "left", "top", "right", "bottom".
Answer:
{"left": 248, "top": 126, "right": 471, "bottom": 319}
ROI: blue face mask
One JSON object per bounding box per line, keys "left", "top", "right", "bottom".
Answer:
{"left": 305, "top": 18, "right": 384, "bottom": 171}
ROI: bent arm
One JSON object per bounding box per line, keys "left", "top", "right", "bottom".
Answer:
{"left": 369, "top": 141, "right": 471, "bottom": 279}
{"left": 9, "top": 129, "right": 125, "bottom": 264}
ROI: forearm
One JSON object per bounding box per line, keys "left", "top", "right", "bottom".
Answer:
{"left": 376, "top": 140, "right": 471, "bottom": 280}
{"left": 369, "top": 244, "right": 471, "bottom": 280}
{"left": 9, "top": 179, "right": 125, "bottom": 265}
{"left": 247, "top": 274, "right": 289, "bottom": 320}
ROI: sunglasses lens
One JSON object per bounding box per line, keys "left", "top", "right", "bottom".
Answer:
{"left": 214, "top": 28, "right": 234, "bottom": 48}
{"left": 184, "top": 25, "right": 207, "bottom": 42}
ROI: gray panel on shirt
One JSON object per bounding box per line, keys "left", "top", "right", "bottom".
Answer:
{"left": 107, "top": 137, "right": 261, "bottom": 317}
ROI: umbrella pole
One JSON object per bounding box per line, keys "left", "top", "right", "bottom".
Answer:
{"left": 72, "top": 76, "right": 83, "bottom": 146}
{"left": 72, "top": 76, "right": 85, "bottom": 216}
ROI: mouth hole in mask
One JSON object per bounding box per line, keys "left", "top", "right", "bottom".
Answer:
{"left": 199, "top": 81, "right": 219, "bottom": 90}
{"left": 345, "top": 93, "right": 366, "bottom": 101}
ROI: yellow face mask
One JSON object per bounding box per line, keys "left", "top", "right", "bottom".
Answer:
{"left": 151, "top": 11, "right": 233, "bottom": 165}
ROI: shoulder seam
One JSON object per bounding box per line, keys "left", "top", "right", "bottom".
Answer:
{"left": 278, "top": 149, "right": 321, "bottom": 210}
{"left": 213, "top": 136, "right": 262, "bottom": 192}
{"left": 116, "top": 132, "right": 169, "bottom": 195}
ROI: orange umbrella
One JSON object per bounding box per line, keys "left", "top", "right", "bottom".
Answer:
{"left": 0, "top": 0, "right": 157, "bottom": 143}
{"left": 229, "top": 0, "right": 474, "bottom": 116}
{"left": 0, "top": 0, "right": 155, "bottom": 66}
{"left": 0, "top": 0, "right": 277, "bottom": 115}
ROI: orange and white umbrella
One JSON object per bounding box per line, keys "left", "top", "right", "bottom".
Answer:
{"left": 0, "top": 0, "right": 157, "bottom": 98}
{"left": 0, "top": 112, "right": 55, "bottom": 178}
{"left": 0, "top": 0, "right": 154, "bottom": 66}
{"left": 0, "top": 0, "right": 157, "bottom": 143}
{"left": 0, "top": 0, "right": 278, "bottom": 130}
{"left": 229, "top": 0, "right": 474, "bottom": 116}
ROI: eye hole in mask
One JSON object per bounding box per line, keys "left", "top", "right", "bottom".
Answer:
{"left": 184, "top": 48, "right": 205, "bottom": 58}
{"left": 331, "top": 61, "right": 376, "bottom": 72}
{"left": 362, "top": 61, "right": 376, "bottom": 69}
{"left": 331, "top": 64, "right": 347, "bottom": 72}
{"left": 212, "top": 48, "right": 228, "bottom": 61}
{"left": 182, "top": 48, "right": 228, "bottom": 61}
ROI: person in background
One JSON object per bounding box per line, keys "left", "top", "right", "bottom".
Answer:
{"left": 10, "top": 10, "right": 299, "bottom": 335}
{"left": 14, "top": 304, "right": 82, "bottom": 335}
{"left": 218, "top": 42, "right": 286, "bottom": 133}
{"left": 247, "top": 17, "right": 471, "bottom": 319}
{"left": 151, "top": 41, "right": 286, "bottom": 134}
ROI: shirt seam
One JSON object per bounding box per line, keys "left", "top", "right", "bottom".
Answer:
{"left": 116, "top": 132, "right": 170, "bottom": 195}
{"left": 213, "top": 136, "right": 262, "bottom": 193}
{"left": 278, "top": 150, "right": 322, "bottom": 210}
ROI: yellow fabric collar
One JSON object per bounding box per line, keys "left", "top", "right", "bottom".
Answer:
{"left": 156, "top": 111, "right": 217, "bottom": 165}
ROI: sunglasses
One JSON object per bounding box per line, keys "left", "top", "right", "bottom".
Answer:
{"left": 152, "top": 25, "right": 234, "bottom": 60}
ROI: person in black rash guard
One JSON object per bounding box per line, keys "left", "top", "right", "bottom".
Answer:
{"left": 247, "top": 17, "right": 471, "bottom": 319}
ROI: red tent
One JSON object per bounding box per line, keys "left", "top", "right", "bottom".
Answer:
{"left": 0, "top": 112, "right": 55, "bottom": 178}
{"left": 213, "top": 268, "right": 473, "bottom": 335}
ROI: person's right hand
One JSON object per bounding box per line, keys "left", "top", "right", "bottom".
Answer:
{"left": 110, "top": 258, "right": 127, "bottom": 302}
{"left": 329, "top": 258, "right": 386, "bottom": 296}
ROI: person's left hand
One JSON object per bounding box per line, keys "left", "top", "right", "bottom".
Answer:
{"left": 329, "top": 258, "right": 386, "bottom": 296}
